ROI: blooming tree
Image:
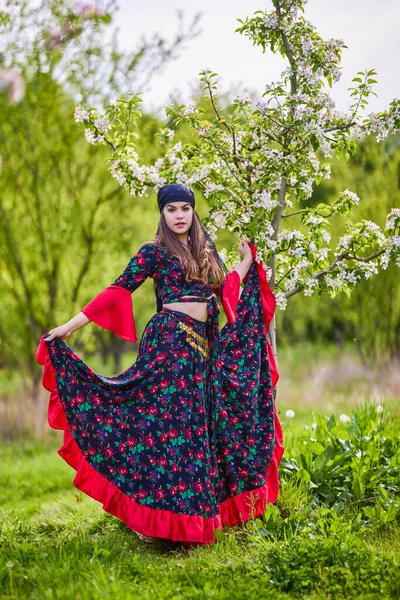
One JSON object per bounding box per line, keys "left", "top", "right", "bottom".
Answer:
{"left": 74, "top": 0, "right": 400, "bottom": 361}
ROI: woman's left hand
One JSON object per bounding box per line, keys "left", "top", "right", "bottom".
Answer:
{"left": 238, "top": 239, "right": 253, "bottom": 261}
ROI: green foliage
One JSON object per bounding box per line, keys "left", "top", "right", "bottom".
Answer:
{"left": 1, "top": 402, "right": 399, "bottom": 599}
{"left": 0, "top": 0, "right": 199, "bottom": 380}
{"left": 278, "top": 134, "right": 400, "bottom": 362}
{"left": 281, "top": 404, "right": 400, "bottom": 508}
{"left": 255, "top": 536, "right": 399, "bottom": 598}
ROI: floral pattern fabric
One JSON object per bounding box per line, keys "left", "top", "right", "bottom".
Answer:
{"left": 39, "top": 244, "right": 283, "bottom": 543}
{"left": 111, "top": 242, "right": 216, "bottom": 301}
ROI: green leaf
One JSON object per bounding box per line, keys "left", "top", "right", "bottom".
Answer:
{"left": 296, "top": 468, "right": 311, "bottom": 483}
{"left": 317, "top": 204, "right": 332, "bottom": 217}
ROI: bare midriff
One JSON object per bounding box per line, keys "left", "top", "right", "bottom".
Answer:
{"left": 162, "top": 296, "right": 210, "bottom": 322}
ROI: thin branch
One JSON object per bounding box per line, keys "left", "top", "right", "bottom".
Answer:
{"left": 324, "top": 121, "right": 356, "bottom": 134}
{"left": 205, "top": 136, "right": 253, "bottom": 196}
{"left": 276, "top": 2, "right": 297, "bottom": 95}
{"left": 271, "top": 2, "right": 298, "bottom": 241}
{"left": 342, "top": 249, "right": 385, "bottom": 263}
{"left": 272, "top": 176, "right": 288, "bottom": 237}
{"left": 284, "top": 248, "right": 386, "bottom": 298}
{"left": 282, "top": 208, "right": 307, "bottom": 218}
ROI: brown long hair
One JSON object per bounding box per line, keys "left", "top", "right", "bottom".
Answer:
{"left": 150, "top": 209, "right": 225, "bottom": 288}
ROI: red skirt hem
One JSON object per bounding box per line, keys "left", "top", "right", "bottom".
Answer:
{"left": 36, "top": 336, "right": 284, "bottom": 545}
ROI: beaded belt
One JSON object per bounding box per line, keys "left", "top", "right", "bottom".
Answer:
{"left": 162, "top": 296, "right": 212, "bottom": 359}
{"left": 176, "top": 320, "right": 209, "bottom": 359}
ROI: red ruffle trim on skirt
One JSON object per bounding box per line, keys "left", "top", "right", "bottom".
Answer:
{"left": 36, "top": 336, "right": 283, "bottom": 545}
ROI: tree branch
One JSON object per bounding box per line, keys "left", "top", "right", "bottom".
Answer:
{"left": 276, "top": 2, "right": 297, "bottom": 95}
{"left": 284, "top": 248, "right": 386, "bottom": 298}
{"left": 324, "top": 121, "right": 356, "bottom": 134}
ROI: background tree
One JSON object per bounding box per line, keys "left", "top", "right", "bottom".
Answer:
{"left": 75, "top": 0, "right": 400, "bottom": 388}
{"left": 278, "top": 134, "right": 400, "bottom": 365}
{"left": 0, "top": 0, "right": 200, "bottom": 390}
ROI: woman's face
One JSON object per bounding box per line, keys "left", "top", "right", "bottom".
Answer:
{"left": 163, "top": 201, "right": 193, "bottom": 236}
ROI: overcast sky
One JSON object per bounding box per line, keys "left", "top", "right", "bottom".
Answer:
{"left": 113, "top": 0, "right": 399, "bottom": 115}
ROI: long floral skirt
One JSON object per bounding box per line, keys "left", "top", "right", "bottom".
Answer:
{"left": 36, "top": 265, "right": 283, "bottom": 544}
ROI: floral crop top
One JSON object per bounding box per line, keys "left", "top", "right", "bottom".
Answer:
{"left": 112, "top": 242, "right": 216, "bottom": 302}
{"left": 81, "top": 242, "right": 241, "bottom": 342}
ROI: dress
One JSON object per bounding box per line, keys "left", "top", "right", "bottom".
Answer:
{"left": 35, "top": 241, "right": 284, "bottom": 545}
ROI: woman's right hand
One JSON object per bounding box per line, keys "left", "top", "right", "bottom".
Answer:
{"left": 238, "top": 239, "right": 253, "bottom": 262}
{"left": 44, "top": 324, "right": 71, "bottom": 342}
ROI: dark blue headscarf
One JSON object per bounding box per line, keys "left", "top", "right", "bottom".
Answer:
{"left": 157, "top": 184, "right": 195, "bottom": 212}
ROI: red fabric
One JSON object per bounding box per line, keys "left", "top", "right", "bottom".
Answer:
{"left": 219, "top": 269, "right": 241, "bottom": 324}
{"left": 213, "top": 270, "right": 241, "bottom": 324}
{"left": 35, "top": 334, "right": 283, "bottom": 544}
{"left": 81, "top": 285, "right": 137, "bottom": 343}
{"left": 247, "top": 243, "right": 280, "bottom": 389}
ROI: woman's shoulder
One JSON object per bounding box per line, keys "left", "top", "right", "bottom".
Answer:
{"left": 134, "top": 241, "right": 168, "bottom": 266}
{"left": 137, "top": 241, "right": 161, "bottom": 254}
{"left": 140, "top": 241, "right": 171, "bottom": 256}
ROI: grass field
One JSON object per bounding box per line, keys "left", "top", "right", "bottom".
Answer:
{"left": 1, "top": 346, "right": 399, "bottom": 599}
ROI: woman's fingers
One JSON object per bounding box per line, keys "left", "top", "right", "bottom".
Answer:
{"left": 238, "top": 239, "right": 252, "bottom": 259}
{"left": 44, "top": 325, "right": 70, "bottom": 342}
{"left": 44, "top": 329, "right": 58, "bottom": 341}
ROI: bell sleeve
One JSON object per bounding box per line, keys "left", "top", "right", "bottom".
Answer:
{"left": 81, "top": 243, "right": 158, "bottom": 342}
{"left": 213, "top": 270, "right": 241, "bottom": 324}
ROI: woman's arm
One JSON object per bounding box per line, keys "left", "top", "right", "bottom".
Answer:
{"left": 232, "top": 240, "right": 253, "bottom": 282}
{"left": 45, "top": 311, "right": 90, "bottom": 341}
{"left": 233, "top": 256, "right": 253, "bottom": 282}
{"left": 81, "top": 243, "right": 158, "bottom": 342}
{"left": 213, "top": 240, "right": 253, "bottom": 323}
{"left": 44, "top": 242, "right": 158, "bottom": 343}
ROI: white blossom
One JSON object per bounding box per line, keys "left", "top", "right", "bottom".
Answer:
{"left": 183, "top": 105, "right": 199, "bottom": 117}
{"left": 110, "top": 160, "right": 126, "bottom": 186}
{"left": 303, "top": 277, "right": 318, "bottom": 296}
{"left": 253, "top": 190, "right": 277, "bottom": 211}
{"left": 235, "top": 95, "right": 251, "bottom": 105}
{"left": 84, "top": 128, "right": 104, "bottom": 145}
{"left": 94, "top": 116, "right": 111, "bottom": 136}
{"left": 305, "top": 215, "right": 326, "bottom": 227}
{"left": 385, "top": 208, "right": 400, "bottom": 233}
{"left": 275, "top": 292, "right": 288, "bottom": 311}
{"left": 74, "top": 105, "right": 90, "bottom": 122}
{"left": 264, "top": 14, "right": 278, "bottom": 29}
{"left": 211, "top": 210, "right": 227, "bottom": 228}
{"left": 322, "top": 230, "right": 331, "bottom": 244}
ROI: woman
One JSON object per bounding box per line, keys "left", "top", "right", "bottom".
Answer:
{"left": 36, "top": 184, "right": 283, "bottom": 545}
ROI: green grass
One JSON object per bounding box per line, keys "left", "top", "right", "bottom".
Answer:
{"left": 1, "top": 345, "right": 399, "bottom": 598}
{"left": 1, "top": 401, "right": 400, "bottom": 599}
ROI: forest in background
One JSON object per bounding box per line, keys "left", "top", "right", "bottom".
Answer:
{"left": 1, "top": 78, "right": 399, "bottom": 377}
{"left": 0, "top": 0, "right": 399, "bottom": 437}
